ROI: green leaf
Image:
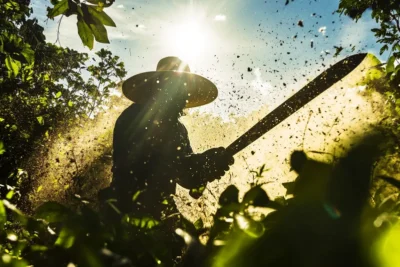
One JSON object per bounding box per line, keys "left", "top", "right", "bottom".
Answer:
{"left": 89, "top": 21, "right": 110, "bottom": 43}
{"left": 5, "top": 55, "right": 21, "bottom": 77}
{"left": 77, "top": 16, "right": 94, "bottom": 49}
{"left": 282, "top": 181, "right": 296, "bottom": 195}
{"left": 36, "top": 116, "right": 44, "bottom": 125}
{"left": 0, "top": 256, "right": 28, "bottom": 267}
{"left": 0, "top": 201, "right": 6, "bottom": 231}
{"left": 132, "top": 190, "right": 141, "bottom": 202}
{"left": 6, "top": 190, "right": 14, "bottom": 200}
{"left": 88, "top": 6, "right": 116, "bottom": 27}
{"left": 10, "top": 125, "right": 18, "bottom": 131}
{"left": 64, "top": 0, "right": 78, "bottom": 17}
{"left": 48, "top": 0, "right": 69, "bottom": 18}
{"left": 68, "top": 100, "right": 73, "bottom": 107}
{"left": 140, "top": 217, "right": 160, "bottom": 229}
{"left": 219, "top": 185, "right": 239, "bottom": 206}
{"left": 2, "top": 200, "right": 27, "bottom": 225}
{"left": 21, "top": 47, "right": 35, "bottom": 64}
{"left": 242, "top": 185, "right": 270, "bottom": 208}
{"left": 35, "top": 201, "right": 72, "bottom": 223}
{"left": 31, "top": 245, "right": 48, "bottom": 252}
{"left": 194, "top": 218, "right": 204, "bottom": 230}
{"left": 235, "top": 214, "right": 265, "bottom": 238}
{"left": 55, "top": 91, "right": 62, "bottom": 98}
{"left": 380, "top": 44, "right": 388, "bottom": 55}
{"left": 387, "top": 55, "right": 396, "bottom": 73}
{"left": 0, "top": 141, "right": 5, "bottom": 155}
{"left": 55, "top": 227, "right": 75, "bottom": 248}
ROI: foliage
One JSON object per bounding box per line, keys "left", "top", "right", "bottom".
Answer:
{"left": 0, "top": 0, "right": 126, "bottom": 200}
{"left": 337, "top": 0, "right": 400, "bottom": 89}
{"left": 47, "top": 0, "right": 116, "bottom": 49}
{"left": 0, "top": 136, "right": 399, "bottom": 266}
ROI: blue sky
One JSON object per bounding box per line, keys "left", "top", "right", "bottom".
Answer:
{"left": 31, "top": 0, "right": 385, "bottom": 118}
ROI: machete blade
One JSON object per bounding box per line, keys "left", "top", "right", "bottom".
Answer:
{"left": 227, "top": 53, "right": 368, "bottom": 155}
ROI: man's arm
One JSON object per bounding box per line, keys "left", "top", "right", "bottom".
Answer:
{"left": 176, "top": 147, "right": 234, "bottom": 189}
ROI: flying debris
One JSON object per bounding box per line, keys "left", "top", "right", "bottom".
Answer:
{"left": 318, "top": 26, "right": 326, "bottom": 35}
{"left": 333, "top": 46, "right": 344, "bottom": 57}
{"left": 298, "top": 20, "right": 304, "bottom": 27}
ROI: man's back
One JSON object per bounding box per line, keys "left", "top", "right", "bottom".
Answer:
{"left": 110, "top": 104, "right": 194, "bottom": 217}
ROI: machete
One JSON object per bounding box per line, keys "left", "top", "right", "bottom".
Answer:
{"left": 189, "top": 53, "right": 367, "bottom": 199}
{"left": 226, "top": 53, "right": 367, "bottom": 156}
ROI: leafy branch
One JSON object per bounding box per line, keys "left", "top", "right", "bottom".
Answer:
{"left": 47, "top": 0, "right": 116, "bottom": 49}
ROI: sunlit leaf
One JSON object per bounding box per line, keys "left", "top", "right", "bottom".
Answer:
{"left": 31, "top": 245, "right": 48, "bottom": 251}
{"left": 6, "top": 190, "right": 14, "bottom": 200}
{"left": 0, "top": 141, "right": 5, "bottom": 155}
{"left": 0, "top": 254, "right": 28, "bottom": 267}
{"left": 132, "top": 190, "right": 141, "bottom": 202}
{"left": 77, "top": 16, "right": 94, "bottom": 49}
{"left": 387, "top": 56, "right": 395, "bottom": 74}
{"left": 88, "top": 6, "right": 116, "bottom": 27}
{"left": 55, "top": 91, "right": 62, "bottom": 98}
{"left": 36, "top": 116, "right": 44, "bottom": 125}
{"left": 21, "top": 47, "right": 35, "bottom": 64}
{"left": 0, "top": 201, "right": 6, "bottom": 231}
{"left": 48, "top": 0, "right": 69, "bottom": 18}
{"left": 5, "top": 55, "right": 21, "bottom": 77}
{"left": 55, "top": 227, "right": 75, "bottom": 248}
{"left": 68, "top": 100, "right": 73, "bottom": 107}
{"left": 37, "top": 185, "right": 43, "bottom": 192}
{"left": 234, "top": 214, "right": 265, "bottom": 238}
{"left": 2, "top": 200, "right": 27, "bottom": 225}
{"left": 89, "top": 21, "right": 109, "bottom": 43}
{"left": 374, "top": 222, "right": 400, "bottom": 267}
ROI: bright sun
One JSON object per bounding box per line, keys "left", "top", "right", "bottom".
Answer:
{"left": 165, "top": 20, "right": 210, "bottom": 64}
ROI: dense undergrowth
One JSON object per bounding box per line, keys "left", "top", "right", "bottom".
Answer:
{"left": 1, "top": 133, "right": 400, "bottom": 267}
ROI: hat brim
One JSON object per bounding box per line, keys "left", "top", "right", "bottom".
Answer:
{"left": 122, "top": 71, "right": 218, "bottom": 108}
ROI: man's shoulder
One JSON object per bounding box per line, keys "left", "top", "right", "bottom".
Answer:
{"left": 117, "top": 104, "right": 141, "bottom": 121}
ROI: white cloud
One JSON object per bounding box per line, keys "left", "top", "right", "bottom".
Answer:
{"left": 215, "top": 14, "right": 226, "bottom": 21}
{"left": 251, "top": 68, "right": 273, "bottom": 96}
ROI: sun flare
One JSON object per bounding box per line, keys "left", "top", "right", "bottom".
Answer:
{"left": 164, "top": 20, "right": 211, "bottom": 65}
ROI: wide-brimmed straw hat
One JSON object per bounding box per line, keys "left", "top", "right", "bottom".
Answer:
{"left": 122, "top": 57, "right": 218, "bottom": 108}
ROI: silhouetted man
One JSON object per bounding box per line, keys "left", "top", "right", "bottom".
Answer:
{"left": 105, "top": 57, "right": 234, "bottom": 220}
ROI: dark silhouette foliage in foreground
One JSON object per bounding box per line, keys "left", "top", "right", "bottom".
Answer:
{"left": 0, "top": 134, "right": 399, "bottom": 267}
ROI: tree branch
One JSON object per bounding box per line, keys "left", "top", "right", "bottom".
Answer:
{"left": 54, "top": 15, "right": 64, "bottom": 46}
{"left": 389, "top": 11, "right": 400, "bottom": 33}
